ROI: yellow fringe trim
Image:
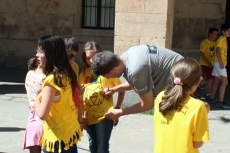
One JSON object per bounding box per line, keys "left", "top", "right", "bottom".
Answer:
{"left": 41, "top": 130, "right": 83, "bottom": 153}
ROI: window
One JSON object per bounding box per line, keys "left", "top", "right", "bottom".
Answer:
{"left": 82, "top": 0, "right": 115, "bottom": 29}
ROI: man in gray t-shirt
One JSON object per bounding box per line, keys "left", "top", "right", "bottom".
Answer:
{"left": 91, "top": 45, "right": 183, "bottom": 120}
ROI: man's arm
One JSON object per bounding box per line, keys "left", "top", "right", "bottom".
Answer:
{"left": 104, "top": 81, "right": 132, "bottom": 96}
{"left": 112, "top": 81, "right": 132, "bottom": 92}
{"left": 200, "top": 51, "right": 212, "bottom": 67}
{"left": 105, "top": 89, "right": 154, "bottom": 120}
{"left": 115, "top": 91, "right": 125, "bottom": 108}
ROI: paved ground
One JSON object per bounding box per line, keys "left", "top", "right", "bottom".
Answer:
{"left": 0, "top": 67, "right": 230, "bottom": 153}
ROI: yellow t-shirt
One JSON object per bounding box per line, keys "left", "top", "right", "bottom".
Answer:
{"left": 199, "top": 38, "right": 216, "bottom": 66}
{"left": 78, "top": 68, "right": 93, "bottom": 86}
{"left": 154, "top": 91, "right": 210, "bottom": 153}
{"left": 214, "top": 36, "right": 228, "bottom": 66}
{"left": 41, "top": 74, "right": 83, "bottom": 152}
{"left": 80, "top": 69, "right": 121, "bottom": 125}
{"left": 71, "top": 62, "right": 79, "bottom": 79}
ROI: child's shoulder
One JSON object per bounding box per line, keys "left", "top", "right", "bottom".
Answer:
{"left": 186, "top": 96, "right": 205, "bottom": 109}
{"left": 156, "top": 91, "right": 165, "bottom": 99}
{"left": 72, "top": 62, "right": 79, "bottom": 67}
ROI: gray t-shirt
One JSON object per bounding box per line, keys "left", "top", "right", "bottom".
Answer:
{"left": 122, "top": 45, "right": 183, "bottom": 96}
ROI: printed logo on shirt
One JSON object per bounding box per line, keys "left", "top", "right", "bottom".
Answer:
{"left": 209, "top": 46, "right": 215, "bottom": 51}
{"left": 177, "top": 104, "right": 188, "bottom": 115}
{"left": 133, "top": 86, "right": 147, "bottom": 93}
{"left": 209, "top": 51, "right": 215, "bottom": 61}
{"left": 147, "top": 45, "right": 158, "bottom": 55}
{"left": 84, "top": 75, "right": 94, "bottom": 84}
{"left": 84, "top": 79, "right": 105, "bottom": 107}
{"left": 71, "top": 104, "right": 77, "bottom": 112}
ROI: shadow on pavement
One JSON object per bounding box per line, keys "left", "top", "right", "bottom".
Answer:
{"left": 220, "top": 116, "right": 230, "bottom": 122}
{"left": 0, "top": 67, "right": 27, "bottom": 83}
{"left": 0, "top": 85, "right": 26, "bottom": 94}
{"left": 0, "top": 67, "right": 27, "bottom": 94}
{"left": 0, "top": 127, "right": 25, "bottom": 132}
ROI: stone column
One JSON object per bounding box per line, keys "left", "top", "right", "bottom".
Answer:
{"left": 114, "top": 0, "right": 174, "bottom": 54}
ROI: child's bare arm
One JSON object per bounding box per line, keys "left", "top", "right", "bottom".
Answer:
{"left": 193, "top": 141, "right": 203, "bottom": 148}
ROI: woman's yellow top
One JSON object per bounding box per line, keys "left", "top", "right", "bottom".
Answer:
{"left": 41, "top": 74, "right": 83, "bottom": 153}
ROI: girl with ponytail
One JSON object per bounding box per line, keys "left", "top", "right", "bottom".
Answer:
{"left": 154, "top": 58, "right": 210, "bottom": 153}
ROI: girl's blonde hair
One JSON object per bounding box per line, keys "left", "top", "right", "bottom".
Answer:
{"left": 159, "top": 58, "right": 202, "bottom": 115}
{"left": 81, "top": 41, "right": 101, "bottom": 74}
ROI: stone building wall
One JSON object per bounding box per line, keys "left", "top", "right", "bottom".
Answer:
{"left": 0, "top": 0, "right": 114, "bottom": 68}
{"left": 114, "top": 0, "right": 175, "bottom": 55}
{"left": 172, "top": 0, "right": 226, "bottom": 60}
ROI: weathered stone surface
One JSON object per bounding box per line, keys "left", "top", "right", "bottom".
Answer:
{"left": 0, "top": 0, "right": 228, "bottom": 67}
{"left": 174, "top": 2, "right": 225, "bottom": 19}
{"left": 0, "top": 39, "right": 36, "bottom": 67}
{"left": 27, "top": 0, "right": 78, "bottom": 14}
{"left": 172, "top": 17, "right": 224, "bottom": 49}
{"left": 73, "top": 29, "right": 114, "bottom": 37}
{"left": 116, "top": 0, "right": 145, "bottom": 13}
{"left": 36, "top": 14, "right": 73, "bottom": 27}
{"left": 114, "top": 36, "right": 140, "bottom": 54}
{"left": 145, "top": 0, "right": 168, "bottom": 14}
{"left": 172, "top": 0, "right": 226, "bottom": 49}
{"left": 114, "top": 0, "right": 175, "bottom": 52}
{"left": 0, "top": 0, "right": 26, "bottom": 13}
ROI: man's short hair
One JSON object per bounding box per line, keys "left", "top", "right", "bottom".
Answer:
{"left": 208, "top": 28, "right": 218, "bottom": 34}
{"left": 91, "top": 51, "right": 120, "bottom": 76}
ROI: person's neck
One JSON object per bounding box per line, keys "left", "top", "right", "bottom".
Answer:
{"left": 35, "top": 66, "right": 44, "bottom": 74}
{"left": 207, "top": 37, "right": 214, "bottom": 42}
{"left": 119, "top": 55, "right": 125, "bottom": 75}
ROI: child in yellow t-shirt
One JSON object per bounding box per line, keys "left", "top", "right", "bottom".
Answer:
{"left": 35, "top": 35, "right": 82, "bottom": 153}
{"left": 199, "top": 28, "right": 218, "bottom": 101}
{"left": 64, "top": 37, "right": 80, "bottom": 79}
{"left": 209, "top": 24, "right": 230, "bottom": 109}
{"left": 154, "top": 58, "right": 210, "bottom": 153}
{"left": 78, "top": 41, "right": 125, "bottom": 153}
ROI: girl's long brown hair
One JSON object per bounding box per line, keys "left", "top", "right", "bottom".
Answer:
{"left": 81, "top": 41, "right": 101, "bottom": 75}
{"left": 159, "top": 58, "right": 202, "bottom": 115}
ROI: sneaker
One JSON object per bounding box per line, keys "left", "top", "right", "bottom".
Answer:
{"left": 207, "top": 98, "right": 218, "bottom": 104}
{"left": 216, "top": 102, "right": 230, "bottom": 109}
{"left": 205, "top": 95, "right": 211, "bottom": 103}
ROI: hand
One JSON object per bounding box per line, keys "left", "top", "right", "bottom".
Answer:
{"left": 81, "top": 118, "right": 90, "bottom": 131}
{"left": 80, "top": 84, "right": 85, "bottom": 93}
{"left": 203, "top": 102, "right": 210, "bottom": 113}
{"left": 105, "top": 109, "right": 122, "bottom": 120}
{"left": 83, "top": 123, "right": 90, "bottom": 131}
{"left": 219, "top": 62, "right": 224, "bottom": 69}
{"left": 208, "top": 62, "right": 213, "bottom": 68}
{"left": 103, "top": 87, "right": 114, "bottom": 98}
{"left": 114, "top": 118, "right": 119, "bottom": 126}
{"left": 79, "top": 122, "right": 84, "bottom": 131}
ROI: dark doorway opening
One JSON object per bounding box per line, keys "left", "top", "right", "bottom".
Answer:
{"left": 225, "top": 0, "right": 230, "bottom": 79}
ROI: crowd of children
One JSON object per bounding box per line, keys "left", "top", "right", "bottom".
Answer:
{"left": 23, "top": 23, "right": 230, "bottom": 153}
{"left": 23, "top": 35, "right": 124, "bottom": 153}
